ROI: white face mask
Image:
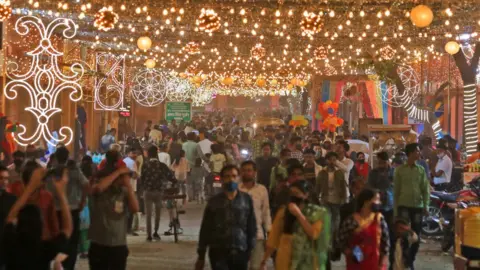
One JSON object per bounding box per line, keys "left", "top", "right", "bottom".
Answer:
{"left": 437, "top": 152, "right": 445, "bottom": 158}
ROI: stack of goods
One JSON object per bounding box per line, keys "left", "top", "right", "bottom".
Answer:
{"left": 455, "top": 207, "right": 480, "bottom": 259}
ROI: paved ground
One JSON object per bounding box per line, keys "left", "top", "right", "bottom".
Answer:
{"left": 77, "top": 203, "right": 454, "bottom": 270}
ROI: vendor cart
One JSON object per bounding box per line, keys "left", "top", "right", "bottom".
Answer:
{"left": 454, "top": 206, "right": 480, "bottom": 269}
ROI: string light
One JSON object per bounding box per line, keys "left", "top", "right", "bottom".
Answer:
{"left": 94, "top": 6, "right": 119, "bottom": 31}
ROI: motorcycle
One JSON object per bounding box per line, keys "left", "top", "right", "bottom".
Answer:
{"left": 422, "top": 179, "right": 480, "bottom": 237}
{"left": 440, "top": 201, "right": 468, "bottom": 252}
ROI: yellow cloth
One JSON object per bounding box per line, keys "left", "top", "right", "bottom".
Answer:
{"left": 266, "top": 207, "right": 323, "bottom": 270}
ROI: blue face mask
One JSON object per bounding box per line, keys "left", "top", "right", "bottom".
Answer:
{"left": 223, "top": 181, "right": 238, "bottom": 192}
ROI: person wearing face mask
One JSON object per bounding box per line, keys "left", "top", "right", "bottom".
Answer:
{"left": 431, "top": 144, "right": 452, "bottom": 191}
{"left": 336, "top": 188, "right": 390, "bottom": 270}
{"left": 312, "top": 144, "right": 327, "bottom": 167}
{"left": 195, "top": 165, "right": 257, "bottom": 270}
{"left": 239, "top": 161, "right": 272, "bottom": 270}
{"left": 260, "top": 180, "right": 330, "bottom": 270}
{"left": 316, "top": 152, "right": 347, "bottom": 251}
{"left": 353, "top": 152, "right": 370, "bottom": 181}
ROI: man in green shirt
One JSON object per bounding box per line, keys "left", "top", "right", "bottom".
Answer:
{"left": 269, "top": 148, "right": 291, "bottom": 191}
{"left": 393, "top": 143, "right": 430, "bottom": 270}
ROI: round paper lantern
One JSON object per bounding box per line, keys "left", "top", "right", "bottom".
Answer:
{"left": 245, "top": 78, "right": 252, "bottom": 85}
{"left": 256, "top": 78, "right": 266, "bottom": 87}
{"left": 137, "top": 36, "right": 152, "bottom": 51}
{"left": 287, "top": 83, "right": 294, "bottom": 90}
{"left": 222, "top": 77, "right": 234, "bottom": 86}
{"left": 179, "top": 72, "right": 187, "bottom": 78}
{"left": 193, "top": 76, "right": 203, "bottom": 84}
{"left": 445, "top": 41, "right": 460, "bottom": 55}
{"left": 410, "top": 5, "right": 434, "bottom": 28}
{"left": 144, "top": 59, "right": 156, "bottom": 68}
{"left": 290, "top": 78, "right": 301, "bottom": 86}
{"left": 270, "top": 79, "right": 278, "bottom": 86}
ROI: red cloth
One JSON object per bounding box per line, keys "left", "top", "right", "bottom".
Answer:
{"left": 347, "top": 214, "right": 385, "bottom": 270}
{"left": 355, "top": 162, "right": 369, "bottom": 179}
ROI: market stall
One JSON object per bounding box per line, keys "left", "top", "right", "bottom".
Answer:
{"left": 367, "top": 124, "right": 415, "bottom": 166}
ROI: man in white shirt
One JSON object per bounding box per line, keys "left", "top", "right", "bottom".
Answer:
{"left": 238, "top": 160, "right": 271, "bottom": 270}
{"left": 432, "top": 144, "right": 453, "bottom": 190}
{"left": 334, "top": 140, "right": 354, "bottom": 199}
{"left": 123, "top": 147, "right": 140, "bottom": 236}
{"left": 197, "top": 129, "right": 213, "bottom": 162}
{"left": 158, "top": 144, "right": 171, "bottom": 167}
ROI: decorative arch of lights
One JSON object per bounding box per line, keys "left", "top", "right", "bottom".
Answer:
{"left": 191, "top": 84, "right": 216, "bottom": 107}
{"left": 94, "top": 52, "right": 127, "bottom": 111}
{"left": 4, "top": 16, "right": 84, "bottom": 147}
{"left": 131, "top": 68, "right": 169, "bottom": 107}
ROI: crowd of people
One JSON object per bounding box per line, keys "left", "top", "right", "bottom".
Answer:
{"left": 0, "top": 110, "right": 464, "bottom": 270}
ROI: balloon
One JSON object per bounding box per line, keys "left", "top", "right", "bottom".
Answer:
{"left": 331, "top": 102, "right": 339, "bottom": 110}
{"left": 327, "top": 108, "right": 334, "bottom": 115}
{"left": 315, "top": 112, "right": 321, "bottom": 119}
{"left": 326, "top": 100, "right": 332, "bottom": 105}
{"left": 337, "top": 118, "right": 344, "bottom": 125}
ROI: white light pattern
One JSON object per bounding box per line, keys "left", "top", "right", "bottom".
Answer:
{"left": 4, "top": 16, "right": 84, "bottom": 147}
{"left": 131, "top": 69, "right": 168, "bottom": 107}
{"left": 191, "top": 85, "right": 215, "bottom": 106}
{"left": 463, "top": 84, "right": 478, "bottom": 156}
{"left": 166, "top": 77, "right": 194, "bottom": 102}
{"left": 94, "top": 52, "right": 127, "bottom": 111}
{"left": 378, "top": 66, "right": 420, "bottom": 108}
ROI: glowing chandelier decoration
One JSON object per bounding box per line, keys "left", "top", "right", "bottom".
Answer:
{"left": 197, "top": 9, "right": 221, "bottom": 33}
{"left": 144, "top": 58, "right": 156, "bottom": 68}
{"left": 184, "top": 41, "right": 201, "bottom": 55}
{"left": 250, "top": 43, "right": 266, "bottom": 60}
{"left": 94, "top": 7, "right": 119, "bottom": 31}
{"left": 166, "top": 77, "right": 194, "bottom": 102}
{"left": 379, "top": 45, "right": 396, "bottom": 60}
{"left": 131, "top": 69, "right": 168, "bottom": 107}
{"left": 4, "top": 16, "right": 84, "bottom": 147}
{"left": 94, "top": 53, "right": 127, "bottom": 111}
{"left": 300, "top": 12, "right": 323, "bottom": 36}
{"left": 0, "top": 0, "right": 12, "bottom": 21}
{"left": 314, "top": 46, "right": 327, "bottom": 60}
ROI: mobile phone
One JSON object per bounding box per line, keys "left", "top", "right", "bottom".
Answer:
{"left": 352, "top": 245, "right": 364, "bottom": 263}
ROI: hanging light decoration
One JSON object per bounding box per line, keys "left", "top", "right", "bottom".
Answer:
{"left": 144, "top": 59, "right": 156, "bottom": 68}
{"left": 301, "top": 12, "right": 323, "bottom": 36}
{"left": 445, "top": 41, "right": 460, "bottom": 55}
{"left": 183, "top": 41, "right": 201, "bottom": 55}
{"left": 197, "top": 9, "right": 221, "bottom": 33}
{"left": 379, "top": 45, "right": 396, "bottom": 60}
{"left": 94, "top": 7, "right": 119, "bottom": 31}
{"left": 314, "top": 46, "right": 327, "bottom": 60}
{"left": 251, "top": 43, "right": 266, "bottom": 60}
{"left": 137, "top": 36, "right": 152, "bottom": 51}
{"left": 0, "top": 0, "right": 12, "bottom": 21}
{"left": 410, "top": 5, "right": 434, "bottom": 28}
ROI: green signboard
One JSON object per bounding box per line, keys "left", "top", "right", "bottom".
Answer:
{"left": 165, "top": 102, "right": 192, "bottom": 121}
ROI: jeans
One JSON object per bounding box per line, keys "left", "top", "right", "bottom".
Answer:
{"left": 209, "top": 248, "right": 249, "bottom": 270}
{"left": 57, "top": 209, "right": 80, "bottom": 270}
{"left": 144, "top": 190, "right": 163, "bottom": 236}
{"left": 397, "top": 206, "right": 423, "bottom": 269}
{"left": 88, "top": 243, "right": 128, "bottom": 270}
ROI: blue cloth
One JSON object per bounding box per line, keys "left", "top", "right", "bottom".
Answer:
{"left": 197, "top": 191, "right": 257, "bottom": 260}
{"left": 416, "top": 159, "right": 431, "bottom": 181}
{"left": 368, "top": 167, "right": 394, "bottom": 211}
{"left": 79, "top": 205, "right": 90, "bottom": 230}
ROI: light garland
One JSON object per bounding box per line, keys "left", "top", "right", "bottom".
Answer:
{"left": 379, "top": 45, "right": 396, "bottom": 60}
{"left": 94, "top": 53, "right": 127, "bottom": 111}
{"left": 314, "top": 46, "right": 327, "bottom": 60}
{"left": 131, "top": 68, "right": 168, "bottom": 107}
{"left": 197, "top": 9, "right": 221, "bottom": 33}
{"left": 300, "top": 12, "right": 323, "bottom": 36}
{"left": 250, "top": 43, "right": 266, "bottom": 60}
{"left": 0, "top": 0, "right": 12, "bottom": 21}
{"left": 166, "top": 76, "right": 194, "bottom": 102}
{"left": 5, "top": 16, "right": 84, "bottom": 147}
{"left": 378, "top": 65, "right": 420, "bottom": 108}
{"left": 94, "top": 6, "right": 119, "bottom": 31}
{"left": 463, "top": 83, "right": 478, "bottom": 156}
{"left": 183, "top": 41, "right": 200, "bottom": 55}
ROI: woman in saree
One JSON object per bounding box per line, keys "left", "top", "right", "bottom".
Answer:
{"left": 336, "top": 188, "right": 390, "bottom": 270}
{"left": 260, "top": 180, "right": 331, "bottom": 270}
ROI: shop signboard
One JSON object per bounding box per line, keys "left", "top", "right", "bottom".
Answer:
{"left": 165, "top": 102, "right": 192, "bottom": 122}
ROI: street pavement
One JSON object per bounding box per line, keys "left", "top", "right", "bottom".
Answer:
{"left": 77, "top": 203, "right": 454, "bottom": 270}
